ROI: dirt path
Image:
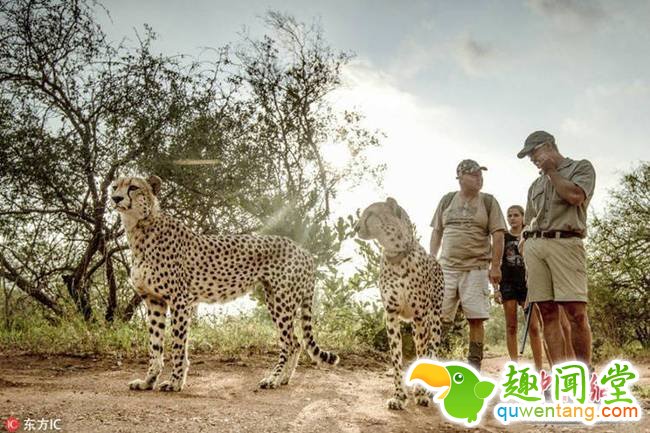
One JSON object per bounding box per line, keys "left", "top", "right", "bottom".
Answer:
{"left": 1, "top": 353, "right": 648, "bottom": 433}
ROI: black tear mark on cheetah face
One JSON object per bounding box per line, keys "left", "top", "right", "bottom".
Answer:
{"left": 111, "top": 176, "right": 161, "bottom": 222}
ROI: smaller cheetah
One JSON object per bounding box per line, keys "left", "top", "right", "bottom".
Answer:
{"left": 112, "top": 175, "right": 338, "bottom": 392}
{"left": 357, "top": 197, "right": 444, "bottom": 410}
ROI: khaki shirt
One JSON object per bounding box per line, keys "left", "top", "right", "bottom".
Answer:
{"left": 524, "top": 157, "right": 596, "bottom": 237}
{"left": 430, "top": 192, "right": 506, "bottom": 270}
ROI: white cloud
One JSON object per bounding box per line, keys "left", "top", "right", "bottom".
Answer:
{"left": 329, "top": 60, "right": 475, "bottom": 230}
{"left": 327, "top": 60, "right": 540, "bottom": 241}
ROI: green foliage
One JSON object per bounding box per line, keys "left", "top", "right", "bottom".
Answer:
{"left": 0, "top": 214, "right": 388, "bottom": 358}
{"left": 308, "top": 215, "right": 387, "bottom": 353}
{"left": 315, "top": 272, "right": 386, "bottom": 353}
{"left": 0, "top": 314, "right": 148, "bottom": 357}
{"left": 188, "top": 310, "right": 279, "bottom": 357}
{"left": 438, "top": 310, "right": 470, "bottom": 359}
{"left": 0, "top": 1, "right": 383, "bottom": 323}
{"left": 588, "top": 162, "right": 650, "bottom": 349}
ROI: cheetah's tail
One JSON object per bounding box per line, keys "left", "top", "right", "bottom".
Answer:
{"left": 300, "top": 285, "right": 339, "bottom": 366}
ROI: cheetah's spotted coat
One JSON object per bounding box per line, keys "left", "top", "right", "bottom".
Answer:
{"left": 357, "top": 198, "right": 444, "bottom": 410}
{"left": 112, "top": 176, "right": 338, "bottom": 392}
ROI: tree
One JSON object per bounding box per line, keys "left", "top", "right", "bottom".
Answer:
{"left": 0, "top": 1, "right": 383, "bottom": 323}
{"left": 588, "top": 162, "right": 650, "bottom": 349}
{"left": 235, "top": 12, "right": 383, "bottom": 217}
{"left": 0, "top": 0, "right": 222, "bottom": 321}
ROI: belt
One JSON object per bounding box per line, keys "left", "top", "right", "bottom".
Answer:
{"left": 524, "top": 230, "right": 581, "bottom": 239}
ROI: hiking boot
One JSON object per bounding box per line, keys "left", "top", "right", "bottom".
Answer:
{"left": 468, "top": 341, "right": 484, "bottom": 371}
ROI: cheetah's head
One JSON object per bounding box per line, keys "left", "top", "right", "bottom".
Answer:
{"left": 356, "top": 197, "right": 415, "bottom": 254}
{"left": 111, "top": 176, "right": 161, "bottom": 225}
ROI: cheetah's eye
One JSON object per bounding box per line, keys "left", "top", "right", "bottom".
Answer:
{"left": 128, "top": 185, "right": 140, "bottom": 192}
{"left": 111, "top": 185, "right": 117, "bottom": 191}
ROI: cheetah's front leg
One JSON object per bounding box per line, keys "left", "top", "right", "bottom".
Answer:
{"left": 412, "top": 316, "right": 437, "bottom": 406}
{"left": 385, "top": 313, "right": 407, "bottom": 410}
{"left": 129, "top": 297, "right": 167, "bottom": 391}
{"left": 158, "top": 300, "right": 192, "bottom": 392}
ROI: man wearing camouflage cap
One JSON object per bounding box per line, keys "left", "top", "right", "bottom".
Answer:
{"left": 429, "top": 159, "right": 506, "bottom": 370}
{"left": 518, "top": 130, "right": 596, "bottom": 367}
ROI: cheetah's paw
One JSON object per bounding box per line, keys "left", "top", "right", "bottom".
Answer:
{"left": 158, "top": 380, "right": 182, "bottom": 392}
{"left": 258, "top": 376, "right": 280, "bottom": 389}
{"left": 387, "top": 396, "right": 406, "bottom": 410}
{"left": 128, "top": 379, "right": 154, "bottom": 391}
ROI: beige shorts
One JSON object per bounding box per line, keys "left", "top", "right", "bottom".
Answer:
{"left": 441, "top": 268, "right": 490, "bottom": 321}
{"left": 523, "top": 237, "right": 588, "bottom": 303}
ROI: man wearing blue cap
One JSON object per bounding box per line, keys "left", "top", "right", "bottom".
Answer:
{"left": 429, "top": 159, "right": 506, "bottom": 370}
{"left": 517, "top": 130, "right": 596, "bottom": 367}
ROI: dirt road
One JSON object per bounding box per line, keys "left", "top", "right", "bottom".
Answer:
{"left": 1, "top": 352, "right": 648, "bottom": 433}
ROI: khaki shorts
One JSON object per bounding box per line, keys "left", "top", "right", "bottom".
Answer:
{"left": 441, "top": 268, "right": 490, "bottom": 321}
{"left": 523, "top": 237, "right": 588, "bottom": 303}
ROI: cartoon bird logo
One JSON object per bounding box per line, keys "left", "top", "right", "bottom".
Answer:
{"left": 406, "top": 359, "right": 496, "bottom": 425}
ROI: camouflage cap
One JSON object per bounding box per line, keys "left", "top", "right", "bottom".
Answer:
{"left": 456, "top": 159, "right": 487, "bottom": 177}
{"left": 517, "top": 130, "right": 555, "bottom": 159}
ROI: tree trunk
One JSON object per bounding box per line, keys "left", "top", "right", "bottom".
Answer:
{"left": 62, "top": 274, "right": 92, "bottom": 321}
{"left": 121, "top": 293, "right": 143, "bottom": 322}
{"left": 0, "top": 254, "right": 62, "bottom": 317}
{"left": 104, "top": 254, "right": 117, "bottom": 322}
{"left": 67, "top": 230, "right": 105, "bottom": 321}
{"left": 636, "top": 327, "right": 649, "bottom": 349}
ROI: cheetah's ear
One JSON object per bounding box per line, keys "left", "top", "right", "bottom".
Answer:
{"left": 386, "top": 197, "right": 402, "bottom": 218}
{"left": 147, "top": 175, "right": 162, "bottom": 196}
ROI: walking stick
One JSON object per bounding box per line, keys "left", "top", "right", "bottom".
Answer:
{"left": 519, "top": 303, "right": 553, "bottom": 367}
{"left": 519, "top": 302, "right": 534, "bottom": 355}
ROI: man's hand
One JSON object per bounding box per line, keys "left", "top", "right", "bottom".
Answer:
{"left": 430, "top": 229, "right": 442, "bottom": 258}
{"left": 539, "top": 156, "right": 558, "bottom": 175}
{"left": 494, "top": 289, "right": 502, "bottom": 305}
{"left": 489, "top": 264, "right": 502, "bottom": 286}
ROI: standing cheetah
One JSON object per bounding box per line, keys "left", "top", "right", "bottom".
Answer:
{"left": 357, "top": 197, "right": 444, "bottom": 410}
{"left": 112, "top": 175, "right": 338, "bottom": 392}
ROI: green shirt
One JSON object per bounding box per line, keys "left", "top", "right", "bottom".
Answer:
{"left": 524, "top": 157, "right": 596, "bottom": 237}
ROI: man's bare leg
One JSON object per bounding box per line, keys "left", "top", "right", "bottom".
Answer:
{"left": 559, "top": 305, "right": 576, "bottom": 359}
{"left": 468, "top": 318, "right": 485, "bottom": 370}
{"left": 528, "top": 305, "right": 544, "bottom": 371}
{"left": 560, "top": 301, "right": 592, "bottom": 366}
{"left": 537, "top": 301, "right": 566, "bottom": 365}
{"left": 503, "top": 300, "right": 519, "bottom": 362}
